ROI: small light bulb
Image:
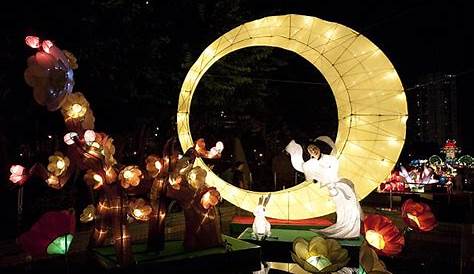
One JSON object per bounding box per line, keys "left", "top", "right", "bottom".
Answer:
{"left": 71, "top": 103, "right": 83, "bottom": 115}
{"left": 123, "top": 170, "right": 133, "bottom": 179}
{"left": 84, "top": 130, "right": 96, "bottom": 144}
{"left": 133, "top": 208, "right": 143, "bottom": 217}
{"left": 56, "top": 159, "right": 65, "bottom": 169}
{"left": 154, "top": 161, "right": 162, "bottom": 170}
{"left": 93, "top": 174, "right": 103, "bottom": 183}
{"left": 64, "top": 132, "right": 78, "bottom": 145}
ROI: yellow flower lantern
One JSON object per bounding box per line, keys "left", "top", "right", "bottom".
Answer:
{"left": 145, "top": 155, "right": 162, "bottom": 177}
{"left": 61, "top": 92, "right": 89, "bottom": 119}
{"left": 119, "top": 166, "right": 143, "bottom": 188}
{"left": 128, "top": 198, "right": 152, "bottom": 221}
{"left": 291, "top": 236, "right": 350, "bottom": 273}
{"left": 47, "top": 152, "right": 69, "bottom": 176}
{"left": 84, "top": 169, "right": 105, "bottom": 190}
{"left": 80, "top": 204, "right": 96, "bottom": 223}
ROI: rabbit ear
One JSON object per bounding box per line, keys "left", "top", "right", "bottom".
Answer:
{"left": 263, "top": 193, "right": 271, "bottom": 207}
{"left": 258, "top": 196, "right": 263, "bottom": 205}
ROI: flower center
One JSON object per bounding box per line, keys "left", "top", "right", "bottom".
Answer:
{"left": 93, "top": 174, "right": 103, "bottom": 183}
{"left": 306, "top": 255, "right": 332, "bottom": 270}
{"left": 71, "top": 103, "right": 83, "bottom": 115}
{"left": 56, "top": 159, "right": 65, "bottom": 169}
{"left": 133, "top": 208, "right": 143, "bottom": 218}
{"left": 154, "top": 160, "right": 162, "bottom": 170}
{"left": 123, "top": 170, "right": 133, "bottom": 179}
{"left": 407, "top": 212, "right": 421, "bottom": 228}
{"left": 366, "top": 230, "right": 385, "bottom": 250}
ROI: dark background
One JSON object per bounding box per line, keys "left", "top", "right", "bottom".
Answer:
{"left": 0, "top": 0, "right": 473, "bottom": 239}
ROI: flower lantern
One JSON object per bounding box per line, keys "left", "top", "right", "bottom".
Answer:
{"left": 401, "top": 199, "right": 437, "bottom": 232}
{"left": 291, "top": 236, "right": 350, "bottom": 273}
{"left": 84, "top": 170, "right": 105, "bottom": 190}
{"left": 201, "top": 188, "right": 220, "bottom": 209}
{"left": 119, "top": 166, "right": 143, "bottom": 188}
{"left": 24, "top": 36, "right": 75, "bottom": 111}
{"left": 128, "top": 198, "right": 152, "bottom": 221}
{"left": 363, "top": 214, "right": 405, "bottom": 256}
{"left": 80, "top": 204, "right": 96, "bottom": 223}
{"left": 61, "top": 92, "right": 89, "bottom": 120}
{"left": 47, "top": 152, "right": 70, "bottom": 176}
{"left": 9, "top": 165, "right": 28, "bottom": 185}
{"left": 145, "top": 155, "right": 163, "bottom": 177}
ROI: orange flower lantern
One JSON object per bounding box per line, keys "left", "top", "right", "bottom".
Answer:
{"left": 145, "top": 155, "right": 163, "bottom": 177}
{"left": 363, "top": 214, "right": 405, "bottom": 256}
{"left": 401, "top": 199, "right": 437, "bottom": 232}
{"left": 119, "top": 166, "right": 143, "bottom": 188}
{"left": 128, "top": 198, "right": 152, "bottom": 221}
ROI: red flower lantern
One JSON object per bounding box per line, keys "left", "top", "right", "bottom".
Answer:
{"left": 363, "top": 214, "right": 405, "bottom": 256}
{"left": 401, "top": 199, "right": 437, "bottom": 232}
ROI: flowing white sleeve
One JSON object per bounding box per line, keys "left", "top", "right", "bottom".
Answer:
{"left": 285, "top": 140, "right": 304, "bottom": 173}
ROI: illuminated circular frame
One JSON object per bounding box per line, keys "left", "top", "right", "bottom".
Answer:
{"left": 178, "top": 15, "right": 407, "bottom": 219}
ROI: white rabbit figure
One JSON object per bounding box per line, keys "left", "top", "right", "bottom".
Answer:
{"left": 252, "top": 193, "right": 271, "bottom": 240}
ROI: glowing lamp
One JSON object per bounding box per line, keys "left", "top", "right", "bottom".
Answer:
{"left": 154, "top": 160, "right": 162, "bottom": 171}
{"left": 56, "top": 159, "right": 65, "bottom": 169}
{"left": 291, "top": 237, "right": 349, "bottom": 273}
{"left": 84, "top": 129, "right": 96, "bottom": 144}
{"left": 123, "top": 170, "right": 133, "bottom": 179}
{"left": 9, "top": 164, "right": 27, "bottom": 185}
{"left": 72, "top": 103, "right": 83, "bottom": 115}
{"left": 47, "top": 234, "right": 73, "bottom": 255}
{"left": 41, "top": 40, "right": 54, "bottom": 53}
{"left": 25, "top": 36, "right": 40, "bottom": 48}
{"left": 401, "top": 199, "right": 437, "bottom": 232}
{"left": 363, "top": 214, "right": 405, "bottom": 256}
{"left": 215, "top": 141, "right": 224, "bottom": 153}
{"left": 63, "top": 132, "right": 78, "bottom": 145}
{"left": 84, "top": 170, "right": 104, "bottom": 189}
{"left": 133, "top": 209, "right": 143, "bottom": 218}
{"left": 18, "top": 210, "right": 75, "bottom": 257}
{"left": 80, "top": 204, "right": 96, "bottom": 223}
{"left": 128, "top": 198, "right": 152, "bottom": 221}
{"left": 365, "top": 230, "right": 385, "bottom": 250}
{"left": 47, "top": 152, "right": 69, "bottom": 176}
{"left": 145, "top": 155, "right": 162, "bottom": 177}
{"left": 119, "top": 166, "right": 142, "bottom": 188}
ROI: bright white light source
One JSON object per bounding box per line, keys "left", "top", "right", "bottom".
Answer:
{"left": 84, "top": 130, "right": 96, "bottom": 144}
{"left": 63, "top": 132, "right": 78, "bottom": 145}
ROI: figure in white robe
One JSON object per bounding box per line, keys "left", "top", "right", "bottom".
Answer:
{"left": 285, "top": 139, "right": 362, "bottom": 239}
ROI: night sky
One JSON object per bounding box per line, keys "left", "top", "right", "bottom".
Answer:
{"left": 0, "top": 0, "right": 473, "bottom": 238}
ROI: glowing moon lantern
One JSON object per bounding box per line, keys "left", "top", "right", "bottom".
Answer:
{"left": 177, "top": 14, "right": 407, "bottom": 219}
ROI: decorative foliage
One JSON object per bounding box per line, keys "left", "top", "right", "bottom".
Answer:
{"left": 291, "top": 236, "right": 350, "bottom": 273}
{"left": 359, "top": 241, "right": 392, "bottom": 274}
{"left": 401, "top": 199, "right": 437, "bottom": 232}
{"left": 363, "top": 214, "right": 405, "bottom": 256}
